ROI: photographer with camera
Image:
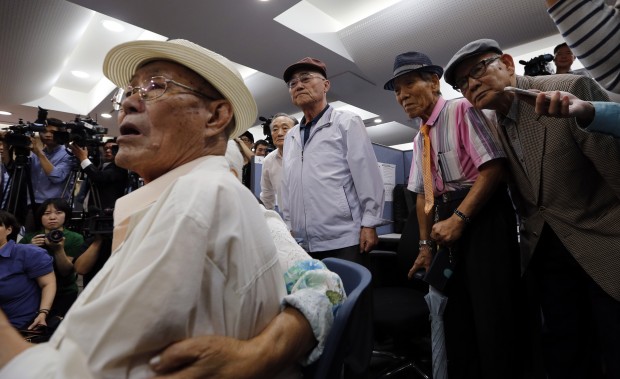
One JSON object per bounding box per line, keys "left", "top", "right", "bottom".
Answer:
{"left": 1, "top": 118, "right": 76, "bottom": 228}
{"left": 70, "top": 138, "right": 128, "bottom": 212}
{"left": 70, "top": 139, "right": 126, "bottom": 287}
{"left": 19, "top": 198, "right": 84, "bottom": 319}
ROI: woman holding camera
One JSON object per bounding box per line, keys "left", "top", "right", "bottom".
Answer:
{"left": 0, "top": 210, "right": 56, "bottom": 330}
{"left": 20, "top": 198, "right": 84, "bottom": 318}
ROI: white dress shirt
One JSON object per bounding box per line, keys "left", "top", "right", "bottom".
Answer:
{"left": 0, "top": 156, "right": 291, "bottom": 379}
{"left": 260, "top": 148, "right": 283, "bottom": 210}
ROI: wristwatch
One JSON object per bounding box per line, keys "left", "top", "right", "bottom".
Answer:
{"left": 419, "top": 239, "right": 434, "bottom": 249}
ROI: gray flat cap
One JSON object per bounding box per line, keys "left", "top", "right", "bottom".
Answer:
{"left": 444, "top": 39, "right": 503, "bottom": 87}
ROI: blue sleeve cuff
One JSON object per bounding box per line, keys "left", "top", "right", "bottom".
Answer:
{"left": 585, "top": 102, "right": 620, "bottom": 137}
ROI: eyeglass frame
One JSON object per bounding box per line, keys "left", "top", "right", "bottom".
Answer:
{"left": 286, "top": 72, "right": 326, "bottom": 89}
{"left": 452, "top": 56, "right": 501, "bottom": 92}
{"left": 111, "top": 75, "right": 219, "bottom": 110}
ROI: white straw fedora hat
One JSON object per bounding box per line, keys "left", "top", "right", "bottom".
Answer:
{"left": 103, "top": 39, "right": 257, "bottom": 139}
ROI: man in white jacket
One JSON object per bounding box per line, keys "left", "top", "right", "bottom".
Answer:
{"left": 280, "top": 57, "right": 386, "bottom": 265}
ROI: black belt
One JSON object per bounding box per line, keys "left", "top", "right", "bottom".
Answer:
{"left": 435, "top": 188, "right": 470, "bottom": 204}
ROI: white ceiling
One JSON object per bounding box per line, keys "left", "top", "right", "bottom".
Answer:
{"left": 0, "top": 0, "right": 600, "bottom": 148}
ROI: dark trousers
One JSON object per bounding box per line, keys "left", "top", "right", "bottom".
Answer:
{"left": 529, "top": 223, "right": 620, "bottom": 379}
{"left": 50, "top": 291, "right": 78, "bottom": 319}
{"left": 309, "top": 244, "right": 370, "bottom": 268}
{"left": 441, "top": 188, "right": 525, "bottom": 379}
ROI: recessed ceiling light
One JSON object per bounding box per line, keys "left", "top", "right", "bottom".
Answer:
{"left": 0, "top": 111, "right": 12, "bottom": 116}
{"left": 102, "top": 20, "right": 124, "bottom": 32}
{"left": 259, "top": 0, "right": 269, "bottom": 2}
{"left": 374, "top": 118, "right": 382, "bottom": 123}
{"left": 71, "top": 70, "right": 89, "bottom": 78}
{"left": 101, "top": 113, "right": 112, "bottom": 119}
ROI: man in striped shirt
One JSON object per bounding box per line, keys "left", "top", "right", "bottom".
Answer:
{"left": 384, "top": 51, "right": 523, "bottom": 379}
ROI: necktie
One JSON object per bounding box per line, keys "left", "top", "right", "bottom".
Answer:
{"left": 420, "top": 124, "right": 434, "bottom": 214}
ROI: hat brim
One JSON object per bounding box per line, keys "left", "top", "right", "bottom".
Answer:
{"left": 103, "top": 39, "right": 257, "bottom": 139}
{"left": 283, "top": 63, "right": 327, "bottom": 83}
{"left": 383, "top": 65, "right": 444, "bottom": 91}
{"left": 444, "top": 40, "right": 503, "bottom": 86}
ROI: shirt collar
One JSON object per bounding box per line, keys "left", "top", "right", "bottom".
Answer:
{"left": 426, "top": 96, "right": 447, "bottom": 127}
{"left": 0, "top": 240, "right": 15, "bottom": 258}
{"left": 44, "top": 145, "right": 62, "bottom": 154}
{"left": 300, "top": 104, "right": 330, "bottom": 128}
{"left": 495, "top": 96, "right": 519, "bottom": 125}
{"left": 114, "top": 155, "right": 220, "bottom": 228}
{"left": 112, "top": 156, "right": 226, "bottom": 252}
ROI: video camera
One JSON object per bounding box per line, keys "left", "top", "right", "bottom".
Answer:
{"left": 1, "top": 107, "right": 108, "bottom": 150}
{"left": 519, "top": 54, "right": 554, "bottom": 77}
{"left": 259, "top": 116, "right": 273, "bottom": 146}
{"left": 85, "top": 207, "right": 114, "bottom": 235}
{"left": 1, "top": 119, "right": 46, "bottom": 148}
{"left": 0, "top": 107, "right": 50, "bottom": 148}
{"left": 64, "top": 117, "right": 108, "bottom": 148}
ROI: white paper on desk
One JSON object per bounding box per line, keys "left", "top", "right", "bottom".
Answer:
{"left": 378, "top": 162, "right": 396, "bottom": 202}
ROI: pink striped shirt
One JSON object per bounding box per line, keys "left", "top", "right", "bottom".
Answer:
{"left": 408, "top": 97, "right": 505, "bottom": 196}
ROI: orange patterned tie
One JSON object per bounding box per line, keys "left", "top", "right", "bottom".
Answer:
{"left": 420, "top": 124, "right": 434, "bottom": 214}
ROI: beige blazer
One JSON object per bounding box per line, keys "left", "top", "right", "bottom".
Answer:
{"left": 496, "top": 74, "right": 620, "bottom": 301}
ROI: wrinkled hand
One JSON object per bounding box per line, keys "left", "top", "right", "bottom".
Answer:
{"left": 150, "top": 335, "right": 257, "bottom": 379}
{"left": 534, "top": 91, "right": 593, "bottom": 123}
{"left": 408, "top": 246, "right": 432, "bottom": 279}
{"left": 359, "top": 227, "right": 378, "bottom": 253}
{"left": 27, "top": 313, "right": 47, "bottom": 330}
{"left": 70, "top": 143, "right": 88, "bottom": 162}
{"left": 430, "top": 215, "right": 464, "bottom": 246}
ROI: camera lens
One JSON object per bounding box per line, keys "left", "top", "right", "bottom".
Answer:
{"left": 46, "top": 229, "right": 64, "bottom": 243}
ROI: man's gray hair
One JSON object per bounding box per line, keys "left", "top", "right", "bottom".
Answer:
{"left": 270, "top": 113, "right": 299, "bottom": 133}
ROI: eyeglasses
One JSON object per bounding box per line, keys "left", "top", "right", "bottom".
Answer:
{"left": 453, "top": 56, "right": 500, "bottom": 92}
{"left": 286, "top": 73, "right": 326, "bottom": 89}
{"left": 111, "top": 76, "right": 218, "bottom": 110}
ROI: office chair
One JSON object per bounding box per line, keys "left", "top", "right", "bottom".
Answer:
{"left": 302, "top": 257, "right": 373, "bottom": 379}
{"left": 371, "top": 194, "right": 431, "bottom": 379}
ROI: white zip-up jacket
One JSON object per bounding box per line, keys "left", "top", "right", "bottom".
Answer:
{"left": 280, "top": 106, "right": 386, "bottom": 252}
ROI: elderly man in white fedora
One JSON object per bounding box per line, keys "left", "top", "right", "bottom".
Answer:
{"left": 384, "top": 51, "right": 524, "bottom": 379}
{"left": 0, "top": 39, "right": 307, "bottom": 379}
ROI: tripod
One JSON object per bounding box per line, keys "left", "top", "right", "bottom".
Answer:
{"left": 62, "top": 162, "right": 80, "bottom": 211}
{"left": 1, "top": 145, "right": 37, "bottom": 226}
